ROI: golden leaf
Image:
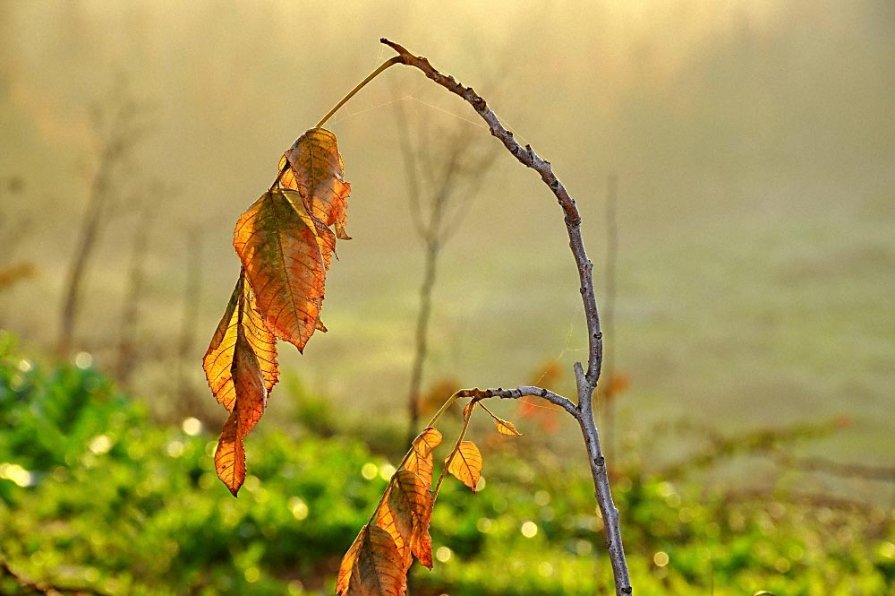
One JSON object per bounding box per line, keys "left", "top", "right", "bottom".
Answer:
{"left": 204, "top": 272, "right": 271, "bottom": 495}
{"left": 493, "top": 417, "right": 522, "bottom": 437}
{"left": 213, "top": 326, "right": 266, "bottom": 496}
{"left": 374, "top": 493, "right": 412, "bottom": 570}
{"left": 446, "top": 440, "right": 483, "bottom": 492}
{"left": 386, "top": 470, "right": 434, "bottom": 568}
{"left": 479, "top": 404, "right": 522, "bottom": 437}
{"left": 404, "top": 427, "right": 442, "bottom": 489}
{"left": 233, "top": 189, "right": 328, "bottom": 352}
{"left": 373, "top": 470, "right": 435, "bottom": 571}
{"left": 214, "top": 411, "right": 245, "bottom": 497}
{"left": 203, "top": 272, "right": 278, "bottom": 412}
{"left": 337, "top": 525, "right": 406, "bottom": 596}
{"left": 281, "top": 127, "right": 352, "bottom": 240}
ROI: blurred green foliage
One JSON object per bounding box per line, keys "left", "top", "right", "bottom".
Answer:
{"left": 0, "top": 331, "right": 892, "bottom": 594}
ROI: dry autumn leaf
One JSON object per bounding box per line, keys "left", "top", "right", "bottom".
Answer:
{"left": 233, "top": 189, "right": 329, "bottom": 352}
{"left": 281, "top": 127, "right": 352, "bottom": 240}
{"left": 384, "top": 470, "right": 434, "bottom": 568}
{"left": 208, "top": 127, "right": 351, "bottom": 496}
{"left": 212, "top": 308, "right": 268, "bottom": 496}
{"left": 337, "top": 524, "right": 406, "bottom": 596}
{"left": 493, "top": 416, "right": 522, "bottom": 437}
{"left": 214, "top": 411, "right": 245, "bottom": 497}
{"left": 203, "top": 272, "right": 278, "bottom": 412}
{"left": 446, "top": 440, "right": 483, "bottom": 492}
{"left": 404, "top": 427, "right": 442, "bottom": 489}
{"left": 478, "top": 403, "right": 522, "bottom": 437}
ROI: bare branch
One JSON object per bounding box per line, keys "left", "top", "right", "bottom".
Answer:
{"left": 380, "top": 38, "right": 631, "bottom": 594}
{"left": 456, "top": 385, "right": 578, "bottom": 418}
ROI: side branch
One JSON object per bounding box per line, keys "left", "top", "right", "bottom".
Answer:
{"left": 456, "top": 385, "right": 578, "bottom": 418}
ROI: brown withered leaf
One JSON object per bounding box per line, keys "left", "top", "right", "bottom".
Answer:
{"left": 213, "top": 317, "right": 267, "bottom": 496}
{"left": 233, "top": 189, "right": 328, "bottom": 352}
{"left": 404, "top": 427, "right": 442, "bottom": 489}
{"left": 446, "top": 440, "right": 483, "bottom": 492}
{"left": 386, "top": 470, "right": 434, "bottom": 568}
{"left": 203, "top": 271, "right": 278, "bottom": 412}
{"left": 374, "top": 470, "right": 435, "bottom": 571}
{"left": 337, "top": 524, "right": 406, "bottom": 596}
{"left": 374, "top": 495, "right": 412, "bottom": 571}
{"left": 281, "top": 127, "right": 352, "bottom": 239}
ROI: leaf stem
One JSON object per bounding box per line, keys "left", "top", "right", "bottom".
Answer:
{"left": 316, "top": 56, "right": 403, "bottom": 129}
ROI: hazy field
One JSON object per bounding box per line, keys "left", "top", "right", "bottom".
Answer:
{"left": 1, "top": 0, "right": 892, "bottom": 492}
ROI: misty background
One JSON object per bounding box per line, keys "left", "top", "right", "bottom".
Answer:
{"left": 1, "top": 1, "right": 892, "bottom": 493}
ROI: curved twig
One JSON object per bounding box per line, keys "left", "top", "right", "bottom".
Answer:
{"left": 381, "top": 38, "right": 631, "bottom": 595}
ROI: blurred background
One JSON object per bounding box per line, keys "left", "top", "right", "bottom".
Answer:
{"left": 1, "top": 1, "right": 893, "bottom": 594}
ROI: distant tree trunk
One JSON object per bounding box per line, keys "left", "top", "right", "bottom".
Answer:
{"left": 115, "top": 200, "right": 154, "bottom": 386}
{"left": 407, "top": 228, "right": 441, "bottom": 437}
{"left": 57, "top": 84, "right": 145, "bottom": 357}
{"left": 393, "top": 92, "right": 498, "bottom": 442}
{"left": 58, "top": 158, "right": 113, "bottom": 356}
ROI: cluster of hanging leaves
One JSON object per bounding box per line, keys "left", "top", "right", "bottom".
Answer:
{"left": 337, "top": 399, "right": 521, "bottom": 594}
{"left": 203, "top": 128, "right": 351, "bottom": 495}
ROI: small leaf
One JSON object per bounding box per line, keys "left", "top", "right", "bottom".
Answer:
{"left": 493, "top": 417, "right": 522, "bottom": 436}
{"left": 446, "top": 440, "right": 483, "bottom": 492}
{"left": 480, "top": 404, "right": 522, "bottom": 437}
{"left": 337, "top": 524, "right": 406, "bottom": 596}
{"left": 404, "top": 427, "right": 442, "bottom": 489}
{"left": 281, "top": 127, "right": 352, "bottom": 239}
{"left": 233, "top": 189, "right": 328, "bottom": 352}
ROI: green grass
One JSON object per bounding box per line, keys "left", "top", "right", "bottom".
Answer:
{"left": 1, "top": 334, "right": 892, "bottom": 594}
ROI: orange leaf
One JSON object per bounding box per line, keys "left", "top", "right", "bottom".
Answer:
{"left": 213, "top": 332, "right": 266, "bottom": 496}
{"left": 387, "top": 470, "right": 434, "bottom": 568}
{"left": 214, "top": 411, "right": 245, "bottom": 497}
{"left": 374, "top": 494, "right": 412, "bottom": 571}
{"left": 337, "top": 524, "right": 406, "bottom": 596}
{"left": 492, "top": 416, "right": 522, "bottom": 437}
{"left": 233, "top": 189, "right": 328, "bottom": 352}
{"left": 206, "top": 273, "right": 270, "bottom": 496}
{"left": 446, "top": 440, "right": 483, "bottom": 492}
{"left": 203, "top": 272, "right": 278, "bottom": 412}
{"left": 404, "top": 427, "right": 442, "bottom": 489}
{"left": 281, "top": 127, "right": 352, "bottom": 240}
{"left": 372, "top": 470, "right": 435, "bottom": 570}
